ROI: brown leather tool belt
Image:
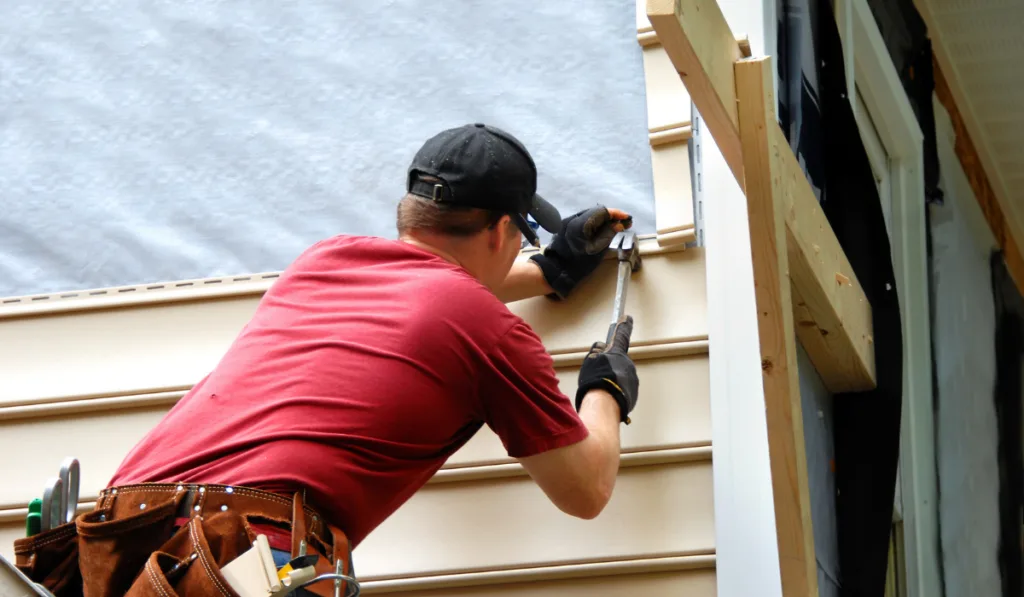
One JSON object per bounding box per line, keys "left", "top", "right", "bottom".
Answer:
{"left": 14, "top": 482, "right": 356, "bottom": 597}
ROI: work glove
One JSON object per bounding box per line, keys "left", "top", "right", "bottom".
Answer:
{"left": 529, "top": 205, "right": 631, "bottom": 299}
{"left": 575, "top": 316, "right": 639, "bottom": 424}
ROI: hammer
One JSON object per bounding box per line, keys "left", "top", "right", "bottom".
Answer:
{"left": 605, "top": 230, "right": 642, "bottom": 345}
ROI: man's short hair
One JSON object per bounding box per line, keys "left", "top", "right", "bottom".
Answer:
{"left": 396, "top": 194, "right": 514, "bottom": 238}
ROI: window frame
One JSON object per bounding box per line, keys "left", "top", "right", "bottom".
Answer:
{"left": 835, "top": 0, "right": 939, "bottom": 594}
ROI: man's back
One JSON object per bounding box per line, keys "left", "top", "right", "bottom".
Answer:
{"left": 109, "top": 234, "right": 586, "bottom": 546}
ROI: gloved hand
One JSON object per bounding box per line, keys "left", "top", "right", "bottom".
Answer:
{"left": 575, "top": 316, "right": 639, "bottom": 424}
{"left": 529, "top": 206, "right": 632, "bottom": 299}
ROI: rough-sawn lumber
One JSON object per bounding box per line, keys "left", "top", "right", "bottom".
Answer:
{"left": 735, "top": 55, "right": 819, "bottom": 597}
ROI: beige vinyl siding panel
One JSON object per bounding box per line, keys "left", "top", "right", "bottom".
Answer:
{"left": 0, "top": 352, "right": 711, "bottom": 509}
{"left": 641, "top": 43, "right": 692, "bottom": 134}
{"left": 0, "top": 505, "right": 716, "bottom": 595}
{"left": 355, "top": 460, "right": 714, "bottom": 580}
{"left": 0, "top": 406, "right": 167, "bottom": 509}
{"left": 635, "top": 0, "right": 696, "bottom": 248}
{"left": 651, "top": 139, "right": 696, "bottom": 239}
{"left": 0, "top": 245, "right": 707, "bottom": 408}
{"left": 364, "top": 563, "right": 717, "bottom": 595}
{"left": 450, "top": 352, "right": 711, "bottom": 467}
{"left": 0, "top": 238, "right": 715, "bottom": 593}
{"left": 1, "top": 16, "right": 714, "bottom": 585}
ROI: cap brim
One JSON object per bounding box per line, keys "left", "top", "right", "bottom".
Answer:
{"left": 528, "top": 193, "right": 562, "bottom": 233}
{"left": 511, "top": 214, "right": 540, "bottom": 247}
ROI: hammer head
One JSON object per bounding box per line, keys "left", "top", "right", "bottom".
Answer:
{"left": 609, "top": 230, "right": 642, "bottom": 272}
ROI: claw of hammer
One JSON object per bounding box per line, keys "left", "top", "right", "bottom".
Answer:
{"left": 606, "top": 231, "right": 641, "bottom": 345}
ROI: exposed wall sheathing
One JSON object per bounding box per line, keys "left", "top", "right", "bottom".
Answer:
{"left": 0, "top": 0, "right": 659, "bottom": 298}
{"left": 930, "top": 97, "right": 1002, "bottom": 597}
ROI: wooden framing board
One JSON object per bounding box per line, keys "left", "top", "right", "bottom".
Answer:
{"left": 734, "top": 55, "right": 817, "bottom": 597}
{"left": 647, "top": 0, "right": 876, "bottom": 393}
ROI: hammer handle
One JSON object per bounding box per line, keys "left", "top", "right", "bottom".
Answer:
{"left": 606, "top": 260, "right": 632, "bottom": 345}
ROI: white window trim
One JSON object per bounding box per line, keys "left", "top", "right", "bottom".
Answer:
{"left": 835, "top": 0, "right": 940, "bottom": 595}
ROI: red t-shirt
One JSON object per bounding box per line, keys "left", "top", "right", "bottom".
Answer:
{"left": 109, "top": 235, "right": 588, "bottom": 547}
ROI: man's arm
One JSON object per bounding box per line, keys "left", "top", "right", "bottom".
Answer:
{"left": 518, "top": 388, "right": 622, "bottom": 519}
{"left": 497, "top": 207, "right": 633, "bottom": 304}
{"left": 516, "top": 318, "right": 639, "bottom": 519}
{"left": 496, "top": 260, "right": 552, "bottom": 303}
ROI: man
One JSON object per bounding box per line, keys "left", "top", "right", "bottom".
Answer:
{"left": 14, "top": 123, "right": 640, "bottom": 597}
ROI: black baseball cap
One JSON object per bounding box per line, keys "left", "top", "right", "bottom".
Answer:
{"left": 406, "top": 123, "right": 562, "bottom": 247}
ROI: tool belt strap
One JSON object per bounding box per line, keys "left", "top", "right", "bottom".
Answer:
{"left": 97, "top": 483, "right": 336, "bottom": 557}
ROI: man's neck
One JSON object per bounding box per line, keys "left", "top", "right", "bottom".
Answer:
{"left": 399, "top": 235, "right": 465, "bottom": 270}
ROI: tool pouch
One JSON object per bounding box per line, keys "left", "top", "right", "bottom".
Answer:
{"left": 75, "top": 490, "right": 186, "bottom": 597}
{"left": 13, "top": 521, "right": 83, "bottom": 597}
{"left": 122, "top": 513, "right": 250, "bottom": 597}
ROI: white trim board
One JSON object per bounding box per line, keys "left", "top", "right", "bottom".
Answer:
{"left": 700, "top": 2, "right": 784, "bottom": 597}
{"left": 835, "top": 0, "right": 939, "bottom": 595}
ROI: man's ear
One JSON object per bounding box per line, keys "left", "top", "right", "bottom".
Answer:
{"left": 489, "top": 214, "right": 513, "bottom": 252}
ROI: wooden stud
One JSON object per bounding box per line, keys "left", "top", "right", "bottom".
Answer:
{"left": 735, "top": 55, "right": 818, "bottom": 597}
{"left": 647, "top": 0, "right": 876, "bottom": 392}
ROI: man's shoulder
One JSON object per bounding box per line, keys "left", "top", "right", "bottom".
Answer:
{"left": 289, "top": 234, "right": 521, "bottom": 322}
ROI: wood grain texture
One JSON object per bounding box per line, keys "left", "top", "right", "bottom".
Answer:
{"left": 774, "top": 122, "right": 875, "bottom": 392}
{"left": 647, "top": 0, "right": 744, "bottom": 188}
{"left": 735, "top": 56, "right": 817, "bottom": 597}
{"left": 647, "top": 0, "right": 876, "bottom": 392}
{"left": 933, "top": 54, "right": 1024, "bottom": 296}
